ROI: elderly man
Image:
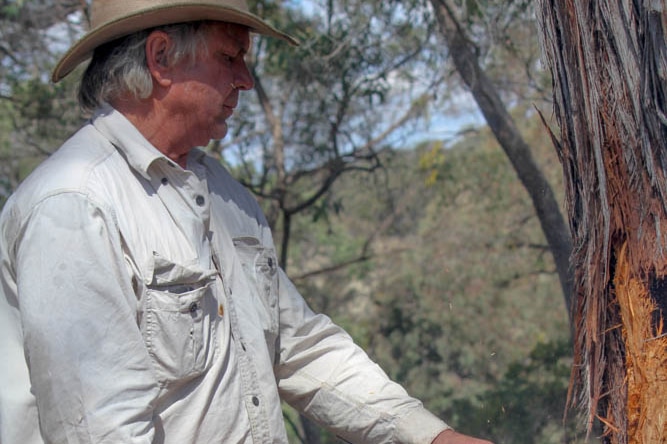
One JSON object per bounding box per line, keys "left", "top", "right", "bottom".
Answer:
{"left": 0, "top": 1, "right": 492, "bottom": 443}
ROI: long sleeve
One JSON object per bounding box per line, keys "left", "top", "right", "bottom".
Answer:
{"left": 274, "top": 269, "right": 450, "bottom": 443}
{"left": 7, "top": 192, "right": 158, "bottom": 443}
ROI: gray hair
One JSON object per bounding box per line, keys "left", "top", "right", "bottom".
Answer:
{"left": 78, "top": 21, "right": 215, "bottom": 112}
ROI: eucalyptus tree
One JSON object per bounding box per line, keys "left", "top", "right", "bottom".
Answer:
{"left": 221, "top": 0, "right": 441, "bottom": 269}
{"left": 537, "top": 1, "right": 667, "bottom": 442}
{"left": 423, "top": 0, "right": 574, "bottom": 320}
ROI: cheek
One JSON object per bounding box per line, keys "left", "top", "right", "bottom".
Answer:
{"left": 200, "top": 81, "right": 231, "bottom": 108}
{"left": 210, "top": 67, "right": 234, "bottom": 95}
{"left": 187, "top": 82, "right": 212, "bottom": 97}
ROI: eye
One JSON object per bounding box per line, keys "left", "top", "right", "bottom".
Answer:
{"left": 218, "top": 52, "right": 234, "bottom": 64}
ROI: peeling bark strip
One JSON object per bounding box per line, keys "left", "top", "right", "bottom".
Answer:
{"left": 536, "top": 0, "right": 667, "bottom": 443}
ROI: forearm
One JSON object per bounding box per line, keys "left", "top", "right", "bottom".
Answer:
{"left": 275, "top": 270, "right": 449, "bottom": 443}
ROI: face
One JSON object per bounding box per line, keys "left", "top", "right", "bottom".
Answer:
{"left": 166, "top": 23, "right": 254, "bottom": 149}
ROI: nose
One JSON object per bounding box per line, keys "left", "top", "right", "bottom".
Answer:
{"left": 234, "top": 60, "right": 254, "bottom": 91}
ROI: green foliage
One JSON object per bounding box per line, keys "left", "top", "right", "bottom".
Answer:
{"left": 450, "top": 338, "right": 580, "bottom": 443}
{"left": 0, "top": 0, "right": 85, "bottom": 209}
{"left": 226, "top": 0, "right": 440, "bottom": 242}
{"left": 8, "top": 77, "right": 79, "bottom": 142}
{"left": 0, "top": 70, "right": 82, "bottom": 211}
{"left": 1, "top": 1, "right": 22, "bottom": 19}
{"left": 285, "top": 111, "right": 579, "bottom": 442}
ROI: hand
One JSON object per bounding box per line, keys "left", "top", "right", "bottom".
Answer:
{"left": 431, "top": 429, "right": 494, "bottom": 444}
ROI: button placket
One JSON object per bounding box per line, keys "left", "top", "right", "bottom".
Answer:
{"left": 156, "top": 162, "right": 212, "bottom": 246}
{"left": 210, "top": 247, "right": 267, "bottom": 439}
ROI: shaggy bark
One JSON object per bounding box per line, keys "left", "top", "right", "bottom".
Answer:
{"left": 536, "top": 1, "right": 667, "bottom": 442}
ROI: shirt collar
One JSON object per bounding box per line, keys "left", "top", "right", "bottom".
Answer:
{"left": 91, "top": 104, "right": 178, "bottom": 180}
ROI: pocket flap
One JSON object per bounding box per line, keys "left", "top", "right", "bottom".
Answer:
{"left": 151, "top": 252, "right": 217, "bottom": 286}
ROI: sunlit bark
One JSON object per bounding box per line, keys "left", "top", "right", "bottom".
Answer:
{"left": 537, "top": 1, "right": 667, "bottom": 442}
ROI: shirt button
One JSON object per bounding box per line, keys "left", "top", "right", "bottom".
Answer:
{"left": 252, "top": 396, "right": 260, "bottom": 406}
{"left": 195, "top": 195, "right": 205, "bottom": 206}
{"left": 189, "top": 302, "right": 199, "bottom": 314}
{"left": 218, "top": 304, "right": 224, "bottom": 317}
{"left": 161, "top": 177, "right": 168, "bottom": 185}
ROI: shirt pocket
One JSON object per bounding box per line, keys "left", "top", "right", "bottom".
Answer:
{"left": 142, "top": 253, "right": 219, "bottom": 387}
{"left": 232, "top": 237, "right": 279, "bottom": 353}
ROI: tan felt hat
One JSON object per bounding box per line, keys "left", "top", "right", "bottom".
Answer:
{"left": 51, "top": 0, "right": 298, "bottom": 83}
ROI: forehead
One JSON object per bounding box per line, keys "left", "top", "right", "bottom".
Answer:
{"left": 205, "top": 22, "right": 251, "bottom": 52}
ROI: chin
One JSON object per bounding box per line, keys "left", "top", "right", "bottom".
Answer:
{"left": 211, "top": 123, "right": 229, "bottom": 141}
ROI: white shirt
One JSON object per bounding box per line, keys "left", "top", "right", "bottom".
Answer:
{"left": 0, "top": 106, "right": 449, "bottom": 443}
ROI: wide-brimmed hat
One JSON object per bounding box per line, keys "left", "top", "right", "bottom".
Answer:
{"left": 52, "top": 0, "right": 298, "bottom": 82}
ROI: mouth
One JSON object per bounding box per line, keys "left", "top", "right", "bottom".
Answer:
{"left": 222, "top": 105, "right": 235, "bottom": 119}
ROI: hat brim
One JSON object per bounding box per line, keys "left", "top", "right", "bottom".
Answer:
{"left": 51, "top": 3, "right": 298, "bottom": 82}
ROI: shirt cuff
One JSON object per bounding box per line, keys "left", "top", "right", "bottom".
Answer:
{"left": 394, "top": 408, "right": 452, "bottom": 444}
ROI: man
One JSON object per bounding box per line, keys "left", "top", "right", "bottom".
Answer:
{"left": 0, "top": 1, "right": 492, "bottom": 443}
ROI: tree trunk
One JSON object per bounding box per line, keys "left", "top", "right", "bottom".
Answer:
{"left": 430, "top": 0, "right": 574, "bottom": 320}
{"left": 536, "top": 1, "right": 667, "bottom": 442}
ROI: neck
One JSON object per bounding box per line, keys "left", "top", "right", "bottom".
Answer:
{"left": 112, "top": 98, "right": 191, "bottom": 168}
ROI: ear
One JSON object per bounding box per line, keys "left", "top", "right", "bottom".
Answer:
{"left": 145, "top": 30, "right": 173, "bottom": 88}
